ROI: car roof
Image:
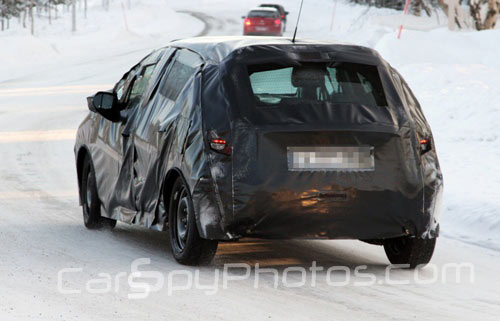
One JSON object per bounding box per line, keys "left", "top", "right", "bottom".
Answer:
{"left": 170, "top": 36, "right": 370, "bottom": 64}
{"left": 249, "top": 7, "right": 279, "bottom": 12}
{"left": 260, "top": 4, "right": 284, "bottom": 9}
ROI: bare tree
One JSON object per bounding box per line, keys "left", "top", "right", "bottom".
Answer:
{"left": 48, "top": 1, "right": 51, "bottom": 24}
{"left": 71, "top": 0, "right": 75, "bottom": 31}
{"left": 437, "top": 0, "right": 471, "bottom": 29}
{"left": 412, "top": 0, "right": 432, "bottom": 16}
{"left": 1, "top": 0, "right": 5, "bottom": 31}
{"left": 1, "top": 0, "right": 23, "bottom": 31}
{"left": 484, "top": 0, "right": 500, "bottom": 27}
{"left": 22, "top": 4, "right": 26, "bottom": 27}
{"left": 29, "top": 0, "right": 34, "bottom": 35}
{"left": 470, "top": 0, "right": 500, "bottom": 30}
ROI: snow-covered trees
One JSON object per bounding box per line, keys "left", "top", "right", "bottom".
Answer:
{"left": 1, "top": 0, "right": 24, "bottom": 31}
{"left": 0, "top": 0, "right": 105, "bottom": 33}
{"left": 1, "top": 0, "right": 67, "bottom": 33}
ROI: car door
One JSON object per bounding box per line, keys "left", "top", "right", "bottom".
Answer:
{"left": 131, "top": 48, "right": 204, "bottom": 219}
{"left": 93, "top": 49, "right": 167, "bottom": 219}
{"left": 93, "top": 62, "right": 139, "bottom": 215}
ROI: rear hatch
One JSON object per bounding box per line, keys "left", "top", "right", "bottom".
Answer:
{"left": 205, "top": 46, "right": 430, "bottom": 240}
{"left": 248, "top": 17, "right": 277, "bottom": 27}
{"left": 231, "top": 124, "right": 423, "bottom": 238}
{"left": 226, "top": 58, "right": 425, "bottom": 239}
{"left": 246, "top": 10, "right": 280, "bottom": 32}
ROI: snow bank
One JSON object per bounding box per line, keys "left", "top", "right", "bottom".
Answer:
{"left": 375, "top": 28, "right": 500, "bottom": 250}
{"left": 377, "top": 28, "right": 500, "bottom": 67}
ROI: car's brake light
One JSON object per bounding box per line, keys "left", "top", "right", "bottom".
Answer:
{"left": 209, "top": 135, "right": 231, "bottom": 155}
{"left": 420, "top": 138, "right": 432, "bottom": 154}
{"left": 274, "top": 19, "right": 281, "bottom": 25}
{"left": 210, "top": 139, "right": 227, "bottom": 151}
{"left": 208, "top": 130, "right": 230, "bottom": 154}
{"left": 244, "top": 18, "right": 251, "bottom": 26}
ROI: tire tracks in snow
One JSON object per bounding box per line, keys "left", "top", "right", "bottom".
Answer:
{"left": 0, "top": 10, "right": 221, "bottom": 87}
{"left": 177, "top": 10, "right": 226, "bottom": 37}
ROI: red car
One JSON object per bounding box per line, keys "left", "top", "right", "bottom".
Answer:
{"left": 243, "top": 7, "right": 283, "bottom": 36}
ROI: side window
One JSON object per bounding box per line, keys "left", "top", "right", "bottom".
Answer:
{"left": 159, "top": 49, "right": 203, "bottom": 101}
{"left": 392, "top": 70, "right": 430, "bottom": 136}
{"left": 402, "top": 80, "right": 429, "bottom": 130}
{"left": 116, "top": 80, "right": 126, "bottom": 101}
{"left": 113, "top": 49, "right": 166, "bottom": 108}
{"left": 128, "top": 64, "right": 157, "bottom": 106}
{"left": 115, "top": 65, "right": 139, "bottom": 104}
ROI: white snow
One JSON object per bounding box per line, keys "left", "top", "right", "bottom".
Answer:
{"left": 0, "top": 0, "right": 204, "bottom": 84}
{"left": 375, "top": 28, "right": 500, "bottom": 250}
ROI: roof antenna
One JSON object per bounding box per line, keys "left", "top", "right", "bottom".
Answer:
{"left": 292, "top": 0, "right": 305, "bottom": 43}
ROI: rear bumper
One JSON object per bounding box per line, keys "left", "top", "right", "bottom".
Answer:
{"left": 228, "top": 189, "right": 439, "bottom": 240}
{"left": 192, "top": 176, "right": 440, "bottom": 241}
{"left": 244, "top": 32, "right": 282, "bottom": 36}
{"left": 192, "top": 129, "right": 442, "bottom": 241}
{"left": 243, "top": 27, "right": 282, "bottom": 36}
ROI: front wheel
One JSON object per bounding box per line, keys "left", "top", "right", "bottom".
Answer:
{"left": 168, "top": 177, "right": 218, "bottom": 265}
{"left": 384, "top": 236, "right": 436, "bottom": 268}
{"left": 81, "top": 155, "right": 116, "bottom": 230}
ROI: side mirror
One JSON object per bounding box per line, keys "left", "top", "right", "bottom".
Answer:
{"left": 241, "top": 16, "right": 246, "bottom": 19}
{"left": 87, "top": 91, "right": 121, "bottom": 122}
{"left": 285, "top": 11, "right": 289, "bottom": 15}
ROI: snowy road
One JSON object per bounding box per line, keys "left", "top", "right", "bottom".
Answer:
{"left": 1, "top": 3, "right": 500, "bottom": 321}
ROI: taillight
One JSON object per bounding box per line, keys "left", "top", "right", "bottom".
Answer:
{"left": 210, "top": 139, "right": 227, "bottom": 151}
{"left": 274, "top": 19, "right": 281, "bottom": 25}
{"left": 208, "top": 130, "right": 231, "bottom": 155}
{"left": 419, "top": 138, "right": 432, "bottom": 155}
{"left": 244, "top": 18, "right": 251, "bottom": 26}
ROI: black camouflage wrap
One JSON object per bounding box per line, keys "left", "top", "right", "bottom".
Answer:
{"left": 75, "top": 36, "right": 443, "bottom": 241}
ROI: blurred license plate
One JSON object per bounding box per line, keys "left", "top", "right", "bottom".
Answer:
{"left": 255, "top": 27, "right": 268, "bottom": 31}
{"left": 287, "top": 146, "right": 375, "bottom": 171}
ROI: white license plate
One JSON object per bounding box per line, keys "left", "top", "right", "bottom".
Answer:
{"left": 287, "top": 146, "right": 375, "bottom": 171}
{"left": 255, "top": 27, "right": 268, "bottom": 31}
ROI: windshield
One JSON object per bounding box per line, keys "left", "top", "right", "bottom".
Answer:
{"left": 248, "top": 62, "right": 388, "bottom": 108}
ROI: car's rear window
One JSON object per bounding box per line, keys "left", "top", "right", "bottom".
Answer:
{"left": 248, "top": 62, "right": 388, "bottom": 108}
{"left": 248, "top": 10, "right": 278, "bottom": 18}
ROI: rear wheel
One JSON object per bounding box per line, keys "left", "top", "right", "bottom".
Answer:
{"left": 81, "top": 155, "right": 116, "bottom": 230}
{"left": 168, "top": 177, "right": 218, "bottom": 265}
{"left": 384, "top": 236, "right": 436, "bottom": 268}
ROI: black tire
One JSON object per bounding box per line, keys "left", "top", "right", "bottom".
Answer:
{"left": 168, "top": 176, "right": 218, "bottom": 265}
{"left": 384, "top": 236, "right": 436, "bottom": 268}
{"left": 81, "top": 155, "right": 116, "bottom": 230}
